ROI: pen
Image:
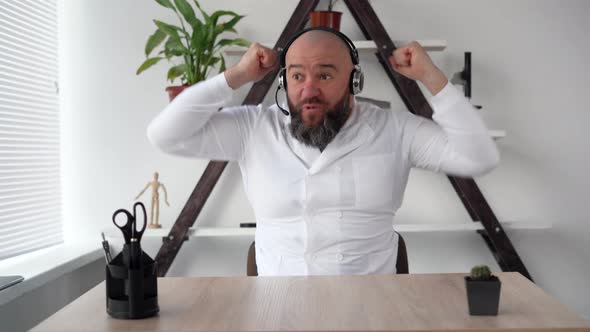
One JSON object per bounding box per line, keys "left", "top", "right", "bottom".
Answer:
{"left": 101, "top": 232, "right": 113, "bottom": 264}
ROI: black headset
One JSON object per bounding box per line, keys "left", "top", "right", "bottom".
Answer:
{"left": 275, "top": 27, "right": 364, "bottom": 116}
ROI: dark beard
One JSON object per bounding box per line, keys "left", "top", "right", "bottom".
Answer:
{"left": 288, "top": 93, "right": 351, "bottom": 151}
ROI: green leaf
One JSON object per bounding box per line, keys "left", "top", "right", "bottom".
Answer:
{"left": 154, "top": 20, "right": 181, "bottom": 38}
{"left": 187, "top": 14, "right": 204, "bottom": 33}
{"left": 155, "top": 0, "right": 175, "bottom": 10}
{"left": 136, "top": 57, "right": 163, "bottom": 75}
{"left": 205, "top": 56, "right": 220, "bottom": 67}
{"left": 192, "top": 23, "right": 209, "bottom": 53}
{"left": 167, "top": 64, "right": 187, "bottom": 82}
{"left": 206, "top": 22, "right": 215, "bottom": 50}
{"left": 210, "top": 10, "right": 240, "bottom": 26}
{"left": 214, "top": 26, "right": 237, "bottom": 38}
{"left": 214, "top": 17, "right": 242, "bottom": 38}
{"left": 189, "top": 18, "right": 203, "bottom": 44}
{"left": 145, "top": 29, "right": 167, "bottom": 57}
{"left": 220, "top": 15, "right": 244, "bottom": 32}
{"left": 174, "top": 0, "right": 197, "bottom": 26}
{"left": 218, "top": 54, "right": 226, "bottom": 73}
{"left": 193, "top": 0, "right": 210, "bottom": 21}
{"left": 190, "top": 27, "right": 202, "bottom": 53}
{"left": 215, "top": 38, "right": 250, "bottom": 48}
{"left": 165, "top": 37, "right": 188, "bottom": 56}
{"left": 191, "top": 24, "right": 208, "bottom": 55}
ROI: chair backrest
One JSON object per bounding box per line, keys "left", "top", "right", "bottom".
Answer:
{"left": 396, "top": 232, "right": 409, "bottom": 274}
{"left": 247, "top": 232, "right": 409, "bottom": 276}
{"left": 247, "top": 241, "right": 258, "bottom": 276}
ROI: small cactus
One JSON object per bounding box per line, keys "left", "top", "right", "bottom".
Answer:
{"left": 470, "top": 265, "right": 492, "bottom": 280}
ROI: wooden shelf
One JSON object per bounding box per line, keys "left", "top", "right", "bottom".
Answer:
{"left": 142, "top": 227, "right": 254, "bottom": 237}
{"left": 354, "top": 40, "right": 447, "bottom": 52}
{"left": 132, "top": 221, "right": 550, "bottom": 238}
{"left": 223, "top": 40, "right": 447, "bottom": 56}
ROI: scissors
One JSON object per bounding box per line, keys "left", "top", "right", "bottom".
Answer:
{"left": 112, "top": 202, "right": 147, "bottom": 268}
{"left": 112, "top": 201, "right": 147, "bottom": 244}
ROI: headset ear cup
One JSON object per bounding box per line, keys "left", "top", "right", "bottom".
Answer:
{"left": 356, "top": 71, "right": 364, "bottom": 94}
{"left": 350, "top": 69, "right": 364, "bottom": 95}
{"left": 279, "top": 68, "right": 287, "bottom": 90}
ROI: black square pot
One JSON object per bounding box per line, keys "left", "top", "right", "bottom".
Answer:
{"left": 465, "top": 276, "right": 501, "bottom": 315}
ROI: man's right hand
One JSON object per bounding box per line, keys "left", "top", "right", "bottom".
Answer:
{"left": 224, "top": 43, "right": 279, "bottom": 90}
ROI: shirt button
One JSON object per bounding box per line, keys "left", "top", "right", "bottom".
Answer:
{"left": 312, "top": 255, "right": 318, "bottom": 261}
{"left": 335, "top": 166, "right": 342, "bottom": 172}
{"left": 337, "top": 211, "right": 343, "bottom": 219}
{"left": 337, "top": 254, "right": 344, "bottom": 261}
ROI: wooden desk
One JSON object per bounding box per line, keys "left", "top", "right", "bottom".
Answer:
{"left": 31, "top": 272, "right": 590, "bottom": 332}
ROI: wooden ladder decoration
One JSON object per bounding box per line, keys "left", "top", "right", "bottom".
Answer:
{"left": 155, "top": 0, "right": 533, "bottom": 281}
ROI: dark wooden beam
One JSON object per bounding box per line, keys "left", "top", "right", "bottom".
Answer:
{"left": 155, "top": 0, "right": 320, "bottom": 277}
{"left": 449, "top": 177, "right": 532, "bottom": 280}
{"left": 155, "top": 161, "right": 226, "bottom": 276}
{"left": 343, "top": 0, "right": 532, "bottom": 281}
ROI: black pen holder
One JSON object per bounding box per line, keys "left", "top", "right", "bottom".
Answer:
{"left": 105, "top": 244, "right": 159, "bottom": 319}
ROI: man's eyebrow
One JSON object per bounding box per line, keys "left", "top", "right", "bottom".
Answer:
{"left": 287, "top": 64, "right": 339, "bottom": 71}
{"left": 288, "top": 64, "right": 304, "bottom": 71}
{"left": 318, "top": 64, "right": 338, "bottom": 71}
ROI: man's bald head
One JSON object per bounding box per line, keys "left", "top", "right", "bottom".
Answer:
{"left": 285, "top": 30, "right": 353, "bottom": 69}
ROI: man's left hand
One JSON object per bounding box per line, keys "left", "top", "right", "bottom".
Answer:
{"left": 389, "top": 41, "right": 448, "bottom": 95}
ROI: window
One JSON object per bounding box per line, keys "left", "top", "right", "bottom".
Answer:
{"left": 0, "top": 0, "right": 62, "bottom": 260}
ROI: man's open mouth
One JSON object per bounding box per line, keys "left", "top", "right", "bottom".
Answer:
{"left": 303, "top": 103, "right": 323, "bottom": 112}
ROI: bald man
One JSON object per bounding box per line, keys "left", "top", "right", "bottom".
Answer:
{"left": 147, "top": 29, "right": 499, "bottom": 276}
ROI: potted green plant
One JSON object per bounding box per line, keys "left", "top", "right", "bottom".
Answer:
{"left": 465, "top": 265, "right": 501, "bottom": 315}
{"left": 309, "top": 0, "right": 342, "bottom": 30}
{"left": 136, "top": 0, "right": 250, "bottom": 101}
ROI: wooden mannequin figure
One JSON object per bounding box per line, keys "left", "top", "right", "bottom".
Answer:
{"left": 135, "top": 171, "right": 170, "bottom": 229}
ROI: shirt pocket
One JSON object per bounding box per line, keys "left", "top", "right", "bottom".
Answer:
{"left": 352, "top": 154, "right": 396, "bottom": 209}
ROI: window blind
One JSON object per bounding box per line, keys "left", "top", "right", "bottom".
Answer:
{"left": 0, "top": 0, "right": 62, "bottom": 260}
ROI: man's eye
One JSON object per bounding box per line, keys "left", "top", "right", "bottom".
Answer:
{"left": 320, "top": 73, "right": 332, "bottom": 80}
{"left": 292, "top": 73, "right": 302, "bottom": 80}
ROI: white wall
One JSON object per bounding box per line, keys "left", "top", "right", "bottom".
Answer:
{"left": 59, "top": 0, "right": 590, "bottom": 318}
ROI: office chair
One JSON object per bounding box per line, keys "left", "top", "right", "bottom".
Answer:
{"left": 247, "top": 232, "right": 409, "bottom": 276}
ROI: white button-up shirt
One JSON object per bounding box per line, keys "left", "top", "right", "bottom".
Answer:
{"left": 147, "top": 73, "right": 499, "bottom": 276}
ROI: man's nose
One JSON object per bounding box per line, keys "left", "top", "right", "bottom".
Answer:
{"left": 300, "top": 79, "right": 320, "bottom": 100}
